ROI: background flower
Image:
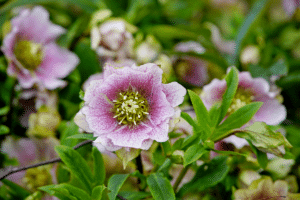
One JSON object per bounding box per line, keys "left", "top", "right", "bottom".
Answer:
{"left": 1, "top": 6, "right": 79, "bottom": 90}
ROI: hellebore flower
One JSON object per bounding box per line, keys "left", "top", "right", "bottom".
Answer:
{"left": 201, "top": 70, "right": 286, "bottom": 148}
{"left": 91, "top": 19, "right": 134, "bottom": 61}
{"left": 173, "top": 41, "right": 209, "bottom": 87}
{"left": 1, "top": 6, "right": 79, "bottom": 90}
{"left": 282, "top": 0, "right": 300, "bottom": 16}
{"left": 75, "top": 63, "right": 186, "bottom": 151}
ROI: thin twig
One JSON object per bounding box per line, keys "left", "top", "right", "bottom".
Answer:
{"left": 0, "top": 140, "right": 93, "bottom": 180}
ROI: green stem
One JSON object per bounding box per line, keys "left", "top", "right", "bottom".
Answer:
{"left": 173, "top": 164, "right": 190, "bottom": 193}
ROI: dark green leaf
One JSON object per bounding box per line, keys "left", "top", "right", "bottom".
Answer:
{"left": 74, "top": 38, "right": 100, "bottom": 84}
{"left": 233, "top": 0, "right": 270, "bottom": 64}
{"left": 92, "top": 147, "right": 105, "bottom": 186}
{"left": 147, "top": 173, "right": 175, "bottom": 200}
{"left": 218, "top": 67, "right": 239, "bottom": 124}
{"left": 1, "top": 179, "right": 30, "bottom": 198}
{"left": 92, "top": 185, "right": 106, "bottom": 200}
{"left": 107, "top": 174, "right": 130, "bottom": 200}
{"left": 179, "top": 156, "right": 229, "bottom": 196}
{"left": 55, "top": 145, "right": 93, "bottom": 193}
{"left": 118, "top": 191, "right": 151, "bottom": 200}
{"left": 211, "top": 102, "right": 263, "bottom": 142}
{"left": 67, "top": 134, "right": 96, "bottom": 140}
{"left": 183, "top": 144, "right": 206, "bottom": 167}
{"left": 0, "top": 106, "right": 9, "bottom": 116}
{"left": 248, "top": 140, "right": 268, "bottom": 169}
{"left": 188, "top": 90, "right": 211, "bottom": 139}
{"left": 60, "top": 121, "right": 81, "bottom": 147}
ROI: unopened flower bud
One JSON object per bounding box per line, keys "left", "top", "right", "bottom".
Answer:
{"left": 136, "top": 35, "right": 161, "bottom": 64}
{"left": 171, "top": 150, "right": 184, "bottom": 164}
{"left": 240, "top": 45, "right": 260, "bottom": 66}
{"left": 22, "top": 166, "right": 52, "bottom": 192}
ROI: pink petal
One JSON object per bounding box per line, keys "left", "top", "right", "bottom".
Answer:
{"left": 74, "top": 110, "right": 93, "bottom": 133}
{"left": 82, "top": 104, "right": 117, "bottom": 135}
{"left": 1, "top": 27, "right": 18, "bottom": 58}
{"left": 107, "top": 125, "right": 152, "bottom": 149}
{"left": 201, "top": 78, "right": 227, "bottom": 109}
{"left": 254, "top": 97, "right": 287, "bottom": 125}
{"left": 162, "top": 82, "right": 186, "bottom": 107}
{"left": 94, "top": 137, "right": 122, "bottom": 152}
{"left": 14, "top": 6, "right": 65, "bottom": 44}
{"left": 146, "top": 119, "right": 170, "bottom": 142}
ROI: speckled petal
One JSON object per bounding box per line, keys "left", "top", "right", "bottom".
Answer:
{"left": 163, "top": 82, "right": 186, "bottom": 107}
{"left": 201, "top": 78, "right": 227, "bottom": 109}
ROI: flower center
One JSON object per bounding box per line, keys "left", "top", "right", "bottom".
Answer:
{"left": 227, "top": 89, "right": 254, "bottom": 115}
{"left": 22, "top": 166, "right": 52, "bottom": 192}
{"left": 112, "top": 90, "right": 149, "bottom": 126}
{"left": 14, "top": 40, "right": 44, "bottom": 71}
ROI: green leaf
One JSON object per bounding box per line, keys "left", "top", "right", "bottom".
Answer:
{"left": 211, "top": 150, "right": 247, "bottom": 157}
{"left": 39, "top": 185, "right": 72, "bottom": 200}
{"left": 0, "top": 125, "right": 9, "bottom": 135}
{"left": 188, "top": 90, "right": 211, "bottom": 139}
{"left": 147, "top": 173, "right": 176, "bottom": 200}
{"left": 59, "top": 121, "right": 81, "bottom": 147}
{"left": 208, "top": 103, "right": 222, "bottom": 129}
{"left": 55, "top": 184, "right": 91, "bottom": 200}
{"left": 92, "top": 185, "right": 106, "bottom": 200}
{"left": 58, "top": 15, "right": 91, "bottom": 48}
{"left": 180, "top": 112, "right": 198, "bottom": 129}
{"left": 118, "top": 191, "right": 151, "bottom": 200}
{"left": 211, "top": 102, "right": 263, "bottom": 141}
{"left": 116, "top": 148, "right": 141, "bottom": 169}
{"left": 236, "top": 122, "right": 292, "bottom": 157}
{"left": 145, "top": 25, "right": 198, "bottom": 42}
{"left": 92, "top": 147, "right": 105, "bottom": 186}
{"left": 233, "top": 0, "right": 270, "bottom": 64}
{"left": 74, "top": 38, "right": 100, "bottom": 84}
{"left": 0, "top": 0, "right": 98, "bottom": 15}
{"left": 0, "top": 106, "right": 9, "bottom": 116}
{"left": 248, "top": 140, "right": 268, "bottom": 169}
{"left": 1, "top": 179, "right": 30, "bottom": 198}
{"left": 183, "top": 144, "right": 206, "bottom": 167}
{"left": 67, "top": 133, "right": 97, "bottom": 140}
{"left": 218, "top": 67, "right": 239, "bottom": 124}
{"left": 179, "top": 156, "right": 229, "bottom": 196}
{"left": 55, "top": 145, "right": 93, "bottom": 193}
{"left": 107, "top": 174, "right": 130, "bottom": 200}
{"left": 157, "top": 159, "right": 172, "bottom": 176}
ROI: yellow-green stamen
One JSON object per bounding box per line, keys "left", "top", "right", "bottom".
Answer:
{"left": 14, "top": 40, "right": 44, "bottom": 71}
{"left": 112, "top": 90, "right": 149, "bottom": 126}
{"left": 227, "top": 88, "right": 254, "bottom": 115}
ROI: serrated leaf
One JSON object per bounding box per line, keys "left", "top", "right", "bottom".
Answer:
{"left": 55, "top": 145, "right": 93, "bottom": 193}
{"left": 92, "top": 147, "right": 105, "bottom": 186}
{"left": 116, "top": 148, "right": 141, "bottom": 169}
{"left": 67, "top": 133, "right": 96, "bottom": 140}
{"left": 147, "top": 173, "right": 175, "bottom": 200}
{"left": 107, "top": 174, "right": 130, "bottom": 200}
{"left": 211, "top": 102, "right": 263, "bottom": 141}
{"left": 188, "top": 90, "right": 211, "bottom": 139}
{"left": 236, "top": 122, "right": 292, "bottom": 157}
{"left": 179, "top": 156, "right": 229, "bottom": 196}
{"left": 183, "top": 144, "right": 206, "bottom": 167}
{"left": 218, "top": 67, "right": 239, "bottom": 124}
{"left": 92, "top": 185, "right": 106, "bottom": 200}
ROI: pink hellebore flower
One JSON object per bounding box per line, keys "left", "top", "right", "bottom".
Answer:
{"left": 174, "top": 41, "right": 209, "bottom": 87}
{"left": 282, "top": 0, "right": 300, "bottom": 16}
{"left": 75, "top": 63, "right": 186, "bottom": 151}
{"left": 91, "top": 20, "right": 134, "bottom": 60}
{"left": 201, "top": 70, "right": 286, "bottom": 148}
{"left": 1, "top": 6, "right": 79, "bottom": 90}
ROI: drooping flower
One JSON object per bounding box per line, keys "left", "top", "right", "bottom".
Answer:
{"left": 91, "top": 19, "right": 134, "bottom": 61}
{"left": 173, "top": 41, "right": 209, "bottom": 87}
{"left": 1, "top": 6, "right": 79, "bottom": 90}
{"left": 201, "top": 70, "right": 286, "bottom": 148}
{"left": 74, "top": 63, "right": 186, "bottom": 151}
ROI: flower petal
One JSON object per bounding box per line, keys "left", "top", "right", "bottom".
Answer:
{"left": 162, "top": 82, "right": 186, "bottom": 107}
